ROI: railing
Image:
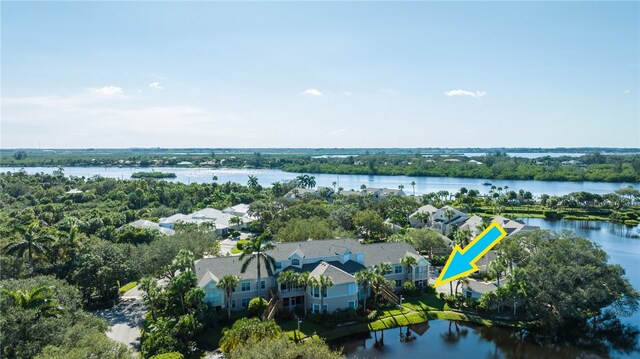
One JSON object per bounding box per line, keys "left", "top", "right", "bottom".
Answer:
{"left": 261, "top": 289, "right": 283, "bottom": 321}
{"left": 373, "top": 284, "right": 399, "bottom": 305}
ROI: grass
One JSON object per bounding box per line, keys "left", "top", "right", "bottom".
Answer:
{"left": 118, "top": 281, "right": 138, "bottom": 294}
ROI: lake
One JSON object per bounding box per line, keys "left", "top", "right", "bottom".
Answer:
{"left": 5, "top": 166, "right": 639, "bottom": 196}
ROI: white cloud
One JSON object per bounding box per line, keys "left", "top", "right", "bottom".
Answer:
{"left": 445, "top": 89, "right": 486, "bottom": 99}
{"left": 343, "top": 91, "right": 352, "bottom": 96}
{"left": 303, "top": 88, "right": 323, "bottom": 96}
{"left": 624, "top": 89, "right": 630, "bottom": 94}
{"left": 92, "top": 85, "right": 123, "bottom": 96}
{"left": 149, "top": 82, "right": 163, "bottom": 90}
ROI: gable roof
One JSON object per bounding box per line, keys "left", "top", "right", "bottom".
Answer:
{"left": 195, "top": 238, "right": 426, "bottom": 284}
{"left": 310, "top": 261, "right": 355, "bottom": 285}
{"left": 194, "top": 256, "right": 274, "bottom": 283}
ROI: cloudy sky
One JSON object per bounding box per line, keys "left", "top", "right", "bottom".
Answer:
{"left": 1, "top": 1, "right": 638, "bottom": 148}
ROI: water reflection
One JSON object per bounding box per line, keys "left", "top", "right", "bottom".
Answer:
{"left": 332, "top": 320, "right": 608, "bottom": 359}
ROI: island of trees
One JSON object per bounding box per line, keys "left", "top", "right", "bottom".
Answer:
{"left": 1, "top": 170, "right": 638, "bottom": 358}
{"left": 131, "top": 172, "right": 177, "bottom": 179}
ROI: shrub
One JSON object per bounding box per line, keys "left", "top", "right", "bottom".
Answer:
{"left": 402, "top": 281, "right": 419, "bottom": 297}
{"left": 543, "top": 210, "right": 563, "bottom": 220}
{"left": 247, "top": 297, "right": 268, "bottom": 318}
{"left": 150, "top": 353, "right": 184, "bottom": 359}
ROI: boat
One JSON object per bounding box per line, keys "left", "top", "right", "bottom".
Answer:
{"left": 482, "top": 182, "right": 492, "bottom": 186}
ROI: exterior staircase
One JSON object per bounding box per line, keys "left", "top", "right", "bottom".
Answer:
{"left": 374, "top": 284, "right": 400, "bottom": 305}
{"left": 261, "top": 289, "right": 283, "bottom": 321}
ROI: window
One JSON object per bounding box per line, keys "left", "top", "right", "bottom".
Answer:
{"left": 348, "top": 300, "right": 357, "bottom": 309}
{"left": 231, "top": 299, "right": 236, "bottom": 309}
{"left": 407, "top": 266, "right": 413, "bottom": 274}
{"left": 280, "top": 283, "right": 287, "bottom": 291}
{"left": 322, "top": 288, "right": 328, "bottom": 298}
{"left": 241, "top": 297, "right": 250, "bottom": 308}
{"left": 394, "top": 265, "right": 403, "bottom": 274}
{"left": 291, "top": 258, "right": 300, "bottom": 266}
{"left": 241, "top": 282, "right": 251, "bottom": 292}
{"left": 260, "top": 280, "right": 266, "bottom": 290}
{"left": 466, "top": 291, "right": 472, "bottom": 299}
{"left": 313, "top": 287, "right": 320, "bottom": 298}
{"left": 313, "top": 304, "right": 320, "bottom": 314}
{"left": 275, "top": 262, "right": 282, "bottom": 270}
{"left": 322, "top": 304, "right": 328, "bottom": 314}
{"left": 395, "top": 279, "right": 402, "bottom": 287}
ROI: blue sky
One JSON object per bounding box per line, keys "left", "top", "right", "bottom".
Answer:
{"left": 2, "top": 1, "right": 638, "bottom": 148}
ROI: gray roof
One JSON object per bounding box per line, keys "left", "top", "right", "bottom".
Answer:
{"left": 194, "top": 256, "right": 274, "bottom": 282}
{"left": 310, "top": 261, "right": 355, "bottom": 285}
{"left": 462, "top": 279, "right": 499, "bottom": 294}
{"left": 195, "top": 238, "right": 425, "bottom": 284}
{"left": 295, "top": 260, "right": 366, "bottom": 275}
{"left": 265, "top": 238, "right": 420, "bottom": 267}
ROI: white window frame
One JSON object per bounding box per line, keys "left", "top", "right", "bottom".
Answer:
{"left": 241, "top": 282, "right": 251, "bottom": 292}
{"left": 394, "top": 265, "right": 403, "bottom": 274}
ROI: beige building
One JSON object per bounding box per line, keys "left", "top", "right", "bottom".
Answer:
{"left": 195, "top": 238, "right": 430, "bottom": 313}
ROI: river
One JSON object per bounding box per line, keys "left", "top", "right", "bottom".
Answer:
{"left": 5, "top": 166, "right": 639, "bottom": 196}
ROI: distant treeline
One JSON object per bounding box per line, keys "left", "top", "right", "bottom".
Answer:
{"left": 3, "top": 150, "right": 640, "bottom": 183}
{"left": 131, "top": 171, "right": 176, "bottom": 179}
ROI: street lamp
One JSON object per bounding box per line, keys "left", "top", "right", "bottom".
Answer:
{"left": 295, "top": 315, "right": 303, "bottom": 342}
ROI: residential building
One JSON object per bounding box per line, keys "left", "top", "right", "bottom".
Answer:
{"left": 159, "top": 208, "right": 253, "bottom": 236}
{"left": 195, "top": 238, "right": 430, "bottom": 313}
{"left": 123, "top": 219, "right": 175, "bottom": 236}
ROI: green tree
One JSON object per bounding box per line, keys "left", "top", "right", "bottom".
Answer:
{"left": 297, "top": 272, "right": 311, "bottom": 316}
{"left": 310, "top": 275, "right": 333, "bottom": 314}
{"left": 1, "top": 285, "right": 62, "bottom": 317}
{"left": 4, "top": 221, "right": 55, "bottom": 265}
{"left": 400, "top": 255, "right": 417, "bottom": 282}
{"left": 217, "top": 274, "right": 240, "bottom": 321}
{"left": 228, "top": 335, "right": 343, "bottom": 359}
{"left": 278, "top": 270, "right": 299, "bottom": 313}
{"left": 354, "top": 269, "right": 374, "bottom": 313}
{"left": 239, "top": 235, "right": 276, "bottom": 299}
{"left": 353, "top": 210, "right": 389, "bottom": 240}
{"left": 219, "top": 318, "right": 282, "bottom": 354}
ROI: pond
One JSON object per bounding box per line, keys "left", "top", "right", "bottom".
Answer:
{"left": 333, "top": 320, "right": 611, "bottom": 359}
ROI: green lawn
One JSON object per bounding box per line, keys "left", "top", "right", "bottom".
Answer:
{"left": 402, "top": 293, "right": 452, "bottom": 312}
{"left": 118, "top": 281, "right": 138, "bottom": 294}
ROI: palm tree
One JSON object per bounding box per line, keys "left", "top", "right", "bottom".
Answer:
{"left": 65, "top": 225, "right": 81, "bottom": 266}
{"left": 444, "top": 208, "right": 455, "bottom": 234}
{"left": 297, "top": 272, "right": 311, "bottom": 316}
{"left": 355, "top": 269, "right": 374, "bottom": 314}
{"left": 453, "top": 228, "right": 472, "bottom": 248}
{"left": 490, "top": 260, "right": 506, "bottom": 286}
{"left": 140, "top": 276, "right": 160, "bottom": 321}
{"left": 217, "top": 274, "right": 241, "bottom": 320}
{"left": 400, "top": 255, "right": 417, "bottom": 282}
{"left": 311, "top": 275, "right": 333, "bottom": 314}
{"left": 4, "top": 221, "right": 55, "bottom": 265}
{"left": 398, "top": 184, "right": 405, "bottom": 191}
{"left": 410, "top": 181, "right": 416, "bottom": 195}
{"left": 415, "top": 211, "right": 430, "bottom": 228}
{"left": 2, "top": 285, "right": 62, "bottom": 317}
{"left": 307, "top": 176, "right": 316, "bottom": 189}
{"left": 240, "top": 234, "right": 276, "bottom": 299}
{"left": 229, "top": 216, "right": 243, "bottom": 227}
{"left": 332, "top": 181, "right": 337, "bottom": 191}
{"left": 278, "top": 270, "right": 298, "bottom": 312}
{"left": 247, "top": 175, "right": 259, "bottom": 189}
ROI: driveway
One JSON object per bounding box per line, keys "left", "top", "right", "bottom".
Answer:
{"left": 94, "top": 289, "right": 147, "bottom": 350}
